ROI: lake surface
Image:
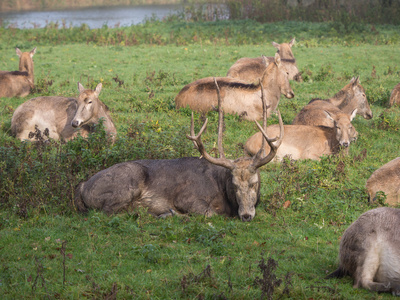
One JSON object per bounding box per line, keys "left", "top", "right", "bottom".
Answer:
{"left": 0, "top": 4, "right": 183, "bottom": 29}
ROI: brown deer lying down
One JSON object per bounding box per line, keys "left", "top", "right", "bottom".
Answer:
{"left": 227, "top": 38, "right": 302, "bottom": 82}
{"left": 75, "top": 79, "right": 283, "bottom": 221}
{"left": 366, "top": 157, "right": 400, "bottom": 205}
{"left": 292, "top": 77, "right": 372, "bottom": 126}
{"left": 389, "top": 82, "right": 400, "bottom": 107}
{"left": 11, "top": 82, "right": 116, "bottom": 142}
{"left": 0, "top": 47, "right": 36, "bottom": 97}
{"left": 245, "top": 109, "right": 357, "bottom": 161}
{"left": 327, "top": 207, "right": 400, "bottom": 296}
{"left": 175, "top": 53, "right": 294, "bottom": 121}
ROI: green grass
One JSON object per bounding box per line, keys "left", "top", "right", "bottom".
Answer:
{"left": 1, "top": 20, "right": 400, "bottom": 298}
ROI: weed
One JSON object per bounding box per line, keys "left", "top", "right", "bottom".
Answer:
{"left": 253, "top": 255, "right": 291, "bottom": 300}
{"left": 314, "top": 64, "right": 334, "bottom": 82}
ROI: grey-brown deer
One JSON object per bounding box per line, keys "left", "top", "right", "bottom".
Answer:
{"left": 327, "top": 207, "right": 400, "bottom": 296}
{"left": 365, "top": 157, "right": 400, "bottom": 206}
{"left": 0, "top": 47, "right": 36, "bottom": 97}
{"left": 245, "top": 109, "right": 357, "bottom": 161}
{"left": 227, "top": 38, "right": 302, "bottom": 82}
{"left": 11, "top": 82, "right": 116, "bottom": 142}
{"left": 175, "top": 53, "right": 294, "bottom": 121}
{"left": 292, "top": 77, "right": 372, "bottom": 127}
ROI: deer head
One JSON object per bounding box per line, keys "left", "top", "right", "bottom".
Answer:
{"left": 187, "top": 78, "right": 283, "bottom": 222}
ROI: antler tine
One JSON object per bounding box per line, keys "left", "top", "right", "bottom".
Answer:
{"left": 189, "top": 112, "right": 200, "bottom": 150}
{"left": 187, "top": 112, "right": 208, "bottom": 153}
{"left": 252, "top": 110, "right": 284, "bottom": 168}
{"left": 214, "top": 77, "right": 225, "bottom": 159}
{"left": 186, "top": 78, "right": 235, "bottom": 170}
{"left": 252, "top": 82, "right": 284, "bottom": 169}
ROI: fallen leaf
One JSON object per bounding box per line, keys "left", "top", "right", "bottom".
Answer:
{"left": 283, "top": 200, "right": 291, "bottom": 209}
{"left": 67, "top": 253, "right": 73, "bottom": 259}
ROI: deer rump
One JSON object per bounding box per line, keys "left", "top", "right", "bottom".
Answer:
{"left": 74, "top": 157, "right": 259, "bottom": 218}
{"left": 327, "top": 207, "right": 400, "bottom": 296}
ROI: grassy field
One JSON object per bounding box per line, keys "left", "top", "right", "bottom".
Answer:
{"left": 1, "top": 20, "right": 400, "bottom": 298}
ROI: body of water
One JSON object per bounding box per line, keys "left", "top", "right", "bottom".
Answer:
{"left": 0, "top": 4, "right": 183, "bottom": 29}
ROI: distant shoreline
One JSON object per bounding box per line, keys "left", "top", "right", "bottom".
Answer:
{"left": 0, "top": 0, "right": 185, "bottom": 13}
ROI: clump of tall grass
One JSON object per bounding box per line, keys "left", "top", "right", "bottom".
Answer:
{"left": 0, "top": 121, "right": 194, "bottom": 217}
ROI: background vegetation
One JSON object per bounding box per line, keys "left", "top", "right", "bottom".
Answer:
{"left": 2, "top": 0, "right": 400, "bottom": 26}
{"left": 1, "top": 15, "right": 400, "bottom": 299}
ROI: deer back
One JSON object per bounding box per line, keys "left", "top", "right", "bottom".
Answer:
{"left": 328, "top": 207, "right": 400, "bottom": 295}
{"left": 245, "top": 124, "right": 338, "bottom": 161}
{"left": 366, "top": 157, "right": 400, "bottom": 205}
{"left": 227, "top": 38, "right": 302, "bottom": 82}
{"left": 329, "top": 77, "right": 372, "bottom": 119}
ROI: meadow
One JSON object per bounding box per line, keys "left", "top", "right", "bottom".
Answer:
{"left": 1, "top": 19, "right": 400, "bottom": 298}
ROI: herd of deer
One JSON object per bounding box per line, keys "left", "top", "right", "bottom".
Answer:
{"left": 2, "top": 40, "right": 400, "bottom": 295}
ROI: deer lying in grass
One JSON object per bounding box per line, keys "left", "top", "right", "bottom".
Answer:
{"left": 292, "top": 77, "right": 372, "bottom": 127}
{"left": 175, "top": 53, "right": 294, "bottom": 121}
{"left": 245, "top": 109, "right": 357, "bottom": 161}
{"left": 74, "top": 79, "right": 283, "bottom": 221}
{"left": 227, "top": 38, "right": 302, "bottom": 82}
{"left": 366, "top": 157, "right": 400, "bottom": 205}
{"left": 11, "top": 82, "right": 116, "bottom": 142}
{"left": 327, "top": 207, "right": 400, "bottom": 296}
{"left": 0, "top": 47, "right": 36, "bottom": 97}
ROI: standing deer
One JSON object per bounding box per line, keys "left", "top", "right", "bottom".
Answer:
{"left": 75, "top": 79, "right": 283, "bottom": 221}
{"left": 292, "top": 77, "right": 372, "bottom": 126}
{"left": 175, "top": 53, "right": 294, "bottom": 121}
{"left": 0, "top": 47, "right": 36, "bottom": 97}
{"left": 11, "top": 82, "right": 116, "bottom": 142}
{"left": 245, "top": 109, "right": 357, "bottom": 161}
{"left": 327, "top": 207, "right": 400, "bottom": 296}
{"left": 366, "top": 157, "right": 400, "bottom": 205}
{"left": 227, "top": 38, "right": 302, "bottom": 82}
{"left": 389, "top": 82, "right": 400, "bottom": 107}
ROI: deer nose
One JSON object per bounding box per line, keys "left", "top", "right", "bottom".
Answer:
{"left": 71, "top": 120, "right": 80, "bottom": 128}
{"left": 366, "top": 112, "right": 373, "bottom": 120}
{"left": 286, "top": 91, "right": 295, "bottom": 99}
{"left": 341, "top": 142, "right": 349, "bottom": 148}
{"left": 241, "top": 214, "right": 253, "bottom": 222}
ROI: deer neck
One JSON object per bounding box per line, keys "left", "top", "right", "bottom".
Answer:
{"left": 260, "top": 68, "right": 280, "bottom": 110}
{"left": 329, "top": 89, "right": 354, "bottom": 116}
{"left": 96, "top": 104, "right": 116, "bottom": 134}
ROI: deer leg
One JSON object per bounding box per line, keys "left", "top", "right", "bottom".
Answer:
{"left": 357, "top": 246, "right": 391, "bottom": 293}
{"left": 174, "top": 195, "right": 216, "bottom": 217}
{"left": 391, "top": 283, "right": 400, "bottom": 296}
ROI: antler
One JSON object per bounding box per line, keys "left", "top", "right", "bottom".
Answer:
{"left": 252, "top": 82, "right": 284, "bottom": 169}
{"left": 187, "top": 77, "right": 235, "bottom": 170}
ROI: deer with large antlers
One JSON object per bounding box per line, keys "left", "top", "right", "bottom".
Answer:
{"left": 75, "top": 79, "right": 283, "bottom": 221}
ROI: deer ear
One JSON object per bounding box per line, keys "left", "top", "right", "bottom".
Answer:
{"left": 16, "top": 48, "right": 22, "bottom": 57}
{"left": 289, "top": 38, "right": 295, "bottom": 47}
{"left": 95, "top": 83, "right": 103, "bottom": 96}
{"left": 261, "top": 55, "right": 268, "bottom": 66}
{"left": 350, "top": 108, "right": 358, "bottom": 121}
{"left": 30, "top": 47, "right": 37, "bottom": 57}
{"left": 350, "top": 76, "right": 360, "bottom": 85}
{"left": 272, "top": 42, "right": 280, "bottom": 49}
{"left": 324, "top": 110, "right": 334, "bottom": 123}
{"left": 274, "top": 53, "right": 281, "bottom": 67}
{"left": 78, "top": 82, "right": 85, "bottom": 94}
